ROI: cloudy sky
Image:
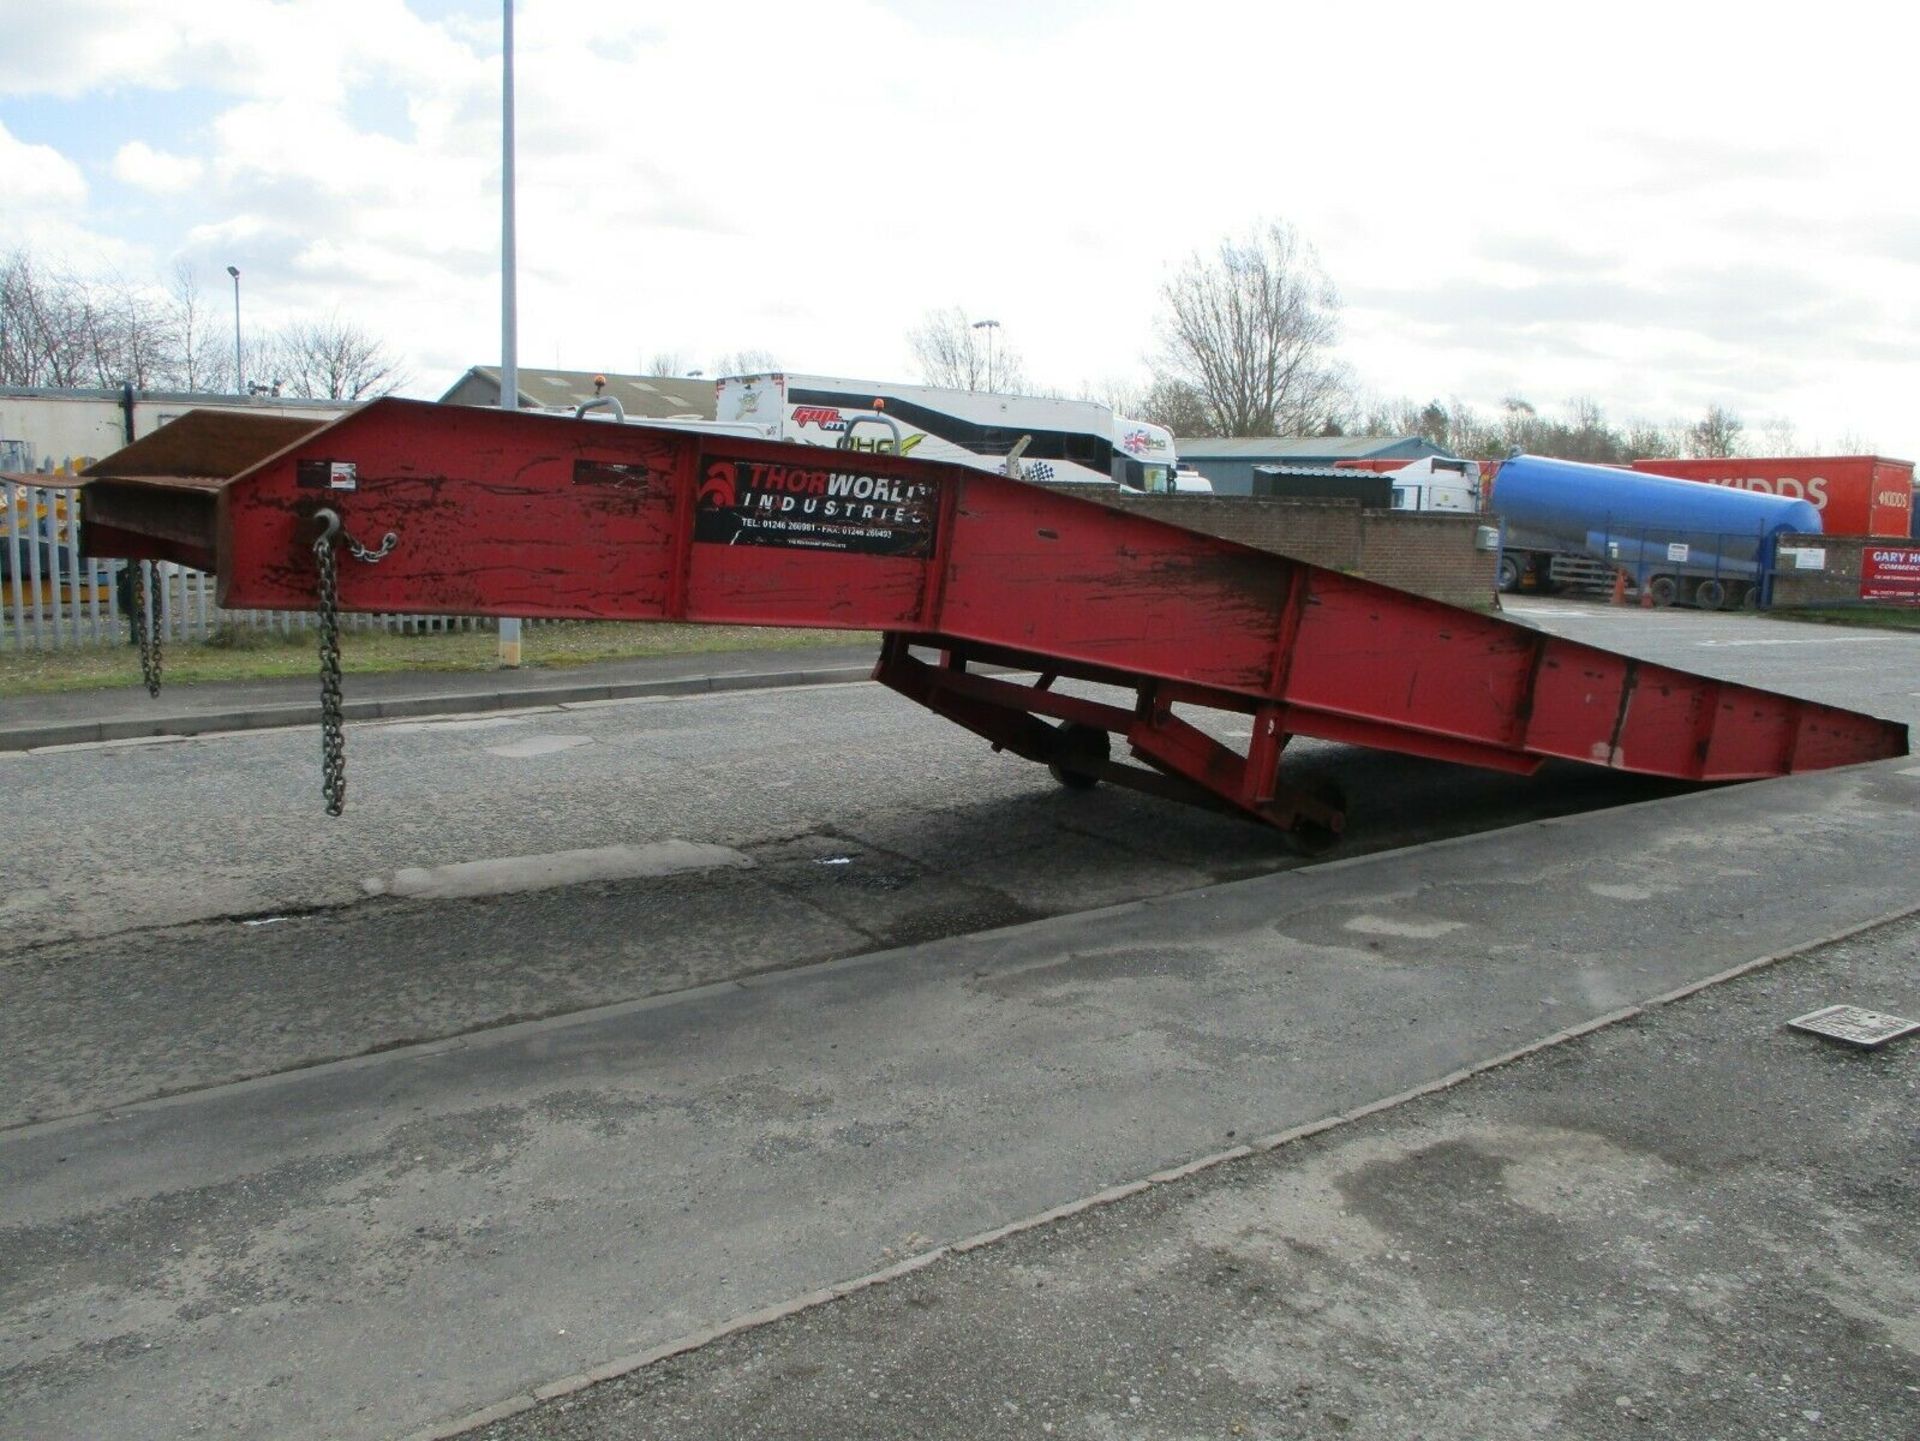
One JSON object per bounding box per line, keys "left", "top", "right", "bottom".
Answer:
{"left": 2, "top": 0, "right": 1913, "bottom": 456}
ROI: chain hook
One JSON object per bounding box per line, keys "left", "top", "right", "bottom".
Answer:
{"left": 314, "top": 506, "right": 397, "bottom": 565}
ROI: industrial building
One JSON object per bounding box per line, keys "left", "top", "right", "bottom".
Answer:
{"left": 1175, "top": 435, "right": 1452, "bottom": 495}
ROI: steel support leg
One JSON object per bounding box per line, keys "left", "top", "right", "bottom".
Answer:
{"left": 874, "top": 634, "right": 1346, "bottom": 845}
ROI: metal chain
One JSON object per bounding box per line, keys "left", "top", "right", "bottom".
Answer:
{"left": 309, "top": 510, "right": 398, "bottom": 816}
{"left": 133, "top": 561, "right": 163, "bottom": 698}
{"left": 313, "top": 518, "right": 347, "bottom": 817}
{"left": 343, "top": 529, "right": 399, "bottom": 564}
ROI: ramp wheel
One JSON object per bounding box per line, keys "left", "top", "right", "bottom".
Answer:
{"left": 1694, "top": 578, "right": 1727, "bottom": 610}
{"left": 1281, "top": 778, "right": 1347, "bottom": 857}
{"left": 1048, "top": 722, "right": 1110, "bottom": 791}
{"left": 1647, "top": 575, "right": 1679, "bottom": 608}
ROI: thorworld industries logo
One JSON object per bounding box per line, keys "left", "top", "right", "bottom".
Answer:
{"left": 695, "top": 459, "right": 937, "bottom": 557}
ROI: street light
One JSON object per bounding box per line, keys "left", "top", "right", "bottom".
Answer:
{"left": 226, "top": 266, "right": 242, "bottom": 394}
{"left": 971, "top": 318, "right": 1000, "bottom": 392}
{"left": 497, "top": 0, "right": 523, "bottom": 667}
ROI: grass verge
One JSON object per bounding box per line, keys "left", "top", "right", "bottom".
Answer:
{"left": 0, "top": 622, "right": 878, "bottom": 696}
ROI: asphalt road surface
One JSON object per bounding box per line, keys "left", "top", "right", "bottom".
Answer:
{"left": 468, "top": 911, "right": 1920, "bottom": 1441}
{"left": 2, "top": 601, "right": 1915, "bottom": 1440}
{"left": 0, "top": 660, "right": 1731, "bottom": 1128}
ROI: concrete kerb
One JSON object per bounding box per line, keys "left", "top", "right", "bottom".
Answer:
{"left": 395, "top": 898, "right": 1920, "bottom": 1441}
{"left": 0, "top": 663, "right": 878, "bottom": 753}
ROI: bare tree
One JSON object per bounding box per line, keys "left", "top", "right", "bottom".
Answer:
{"left": 1757, "top": 415, "right": 1799, "bottom": 455}
{"left": 906, "top": 307, "right": 1026, "bottom": 392}
{"left": 3, "top": 248, "right": 194, "bottom": 389}
{"left": 99, "top": 276, "right": 175, "bottom": 388}
{"left": 0, "top": 249, "right": 91, "bottom": 387}
{"left": 1497, "top": 395, "right": 1541, "bottom": 454}
{"left": 1153, "top": 222, "right": 1346, "bottom": 436}
{"left": 1130, "top": 376, "right": 1218, "bottom": 436}
{"left": 0, "top": 249, "right": 48, "bottom": 384}
{"left": 644, "top": 350, "right": 691, "bottom": 377}
{"left": 1685, "top": 404, "right": 1743, "bottom": 458}
{"left": 268, "top": 314, "right": 406, "bottom": 401}
{"left": 1625, "top": 421, "right": 1682, "bottom": 459}
{"left": 167, "top": 261, "right": 212, "bottom": 391}
{"left": 711, "top": 348, "right": 780, "bottom": 377}
{"left": 1350, "top": 395, "right": 1442, "bottom": 443}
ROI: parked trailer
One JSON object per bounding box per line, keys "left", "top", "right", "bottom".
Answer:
{"left": 1491, "top": 453, "right": 1822, "bottom": 609}
{"left": 1630, "top": 455, "right": 1915, "bottom": 539}
{"left": 713, "top": 373, "right": 1192, "bottom": 492}
{"left": 76, "top": 401, "right": 1905, "bottom": 843}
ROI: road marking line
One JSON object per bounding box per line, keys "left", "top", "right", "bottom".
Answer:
{"left": 1343, "top": 914, "right": 1466, "bottom": 940}
{"left": 382, "top": 714, "right": 537, "bottom": 735}
{"left": 484, "top": 734, "right": 593, "bottom": 759}
{"left": 363, "top": 840, "right": 752, "bottom": 901}
{"left": 1696, "top": 636, "right": 1891, "bottom": 647}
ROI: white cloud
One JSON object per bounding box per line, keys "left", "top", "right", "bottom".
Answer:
{"left": 0, "top": 119, "right": 86, "bottom": 206}
{"left": 0, "top": 0, "right": 475, "bottom": 102}
{"left": 0, "top": 119, "right": 119, "bottom": 265}
{"left": 0, "top": 0, "right": 1915, "bottom": 460}
{"left": 111, "top": 140, "right": 205, "bottom": 194}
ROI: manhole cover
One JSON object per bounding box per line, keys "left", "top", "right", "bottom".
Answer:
{"left": 1787, "top": 1005, "right": 1920, "bottom": 1051}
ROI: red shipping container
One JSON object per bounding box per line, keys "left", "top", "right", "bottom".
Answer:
{"left": 1629, "top": 455, "right": 1914, "bottom": 537}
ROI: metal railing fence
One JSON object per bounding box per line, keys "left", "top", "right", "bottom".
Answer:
{"left": 3, "top": 477, "right": 484, "bottom": 651}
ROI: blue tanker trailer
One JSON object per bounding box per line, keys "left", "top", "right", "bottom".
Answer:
{"left": 1490, "top": 453, "right": 1823, "bottom": 609}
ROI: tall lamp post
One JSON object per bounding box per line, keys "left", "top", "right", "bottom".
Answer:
{"left": 227, "top": 266, "right": 243, "bottom": 393}
{"left": 497, "top": 0, "right": 523, "bottom": 666}
{"left": 970, "top": 318, "right": 1000, "bottom": 392}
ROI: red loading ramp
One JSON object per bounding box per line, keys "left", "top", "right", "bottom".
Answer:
{"left": 79, "top": 399, "right": 1908, "bottom": 839}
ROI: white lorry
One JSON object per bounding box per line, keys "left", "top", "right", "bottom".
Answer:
{"left": 1379, "top": 456, "right": 1481, "bottom": 513}
{"left": 712, "top": 372, "right": 1206, "bottom": 494}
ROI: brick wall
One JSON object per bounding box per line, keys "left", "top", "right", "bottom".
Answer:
{"left": 1769, "top": 534, "right": 1920, "bottom": 608}
{"left": 1047, "top": 487, "right": 1497, "bottom": 608}
{"left": 1355, "top": 511, "right": 1495, "bottom": 607}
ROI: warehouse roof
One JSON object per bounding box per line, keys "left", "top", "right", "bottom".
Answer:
{"left": 440, "top": 367, "right": 716, "bottom": 420}
{"left": 1250, "top": 464, "right": 1387, "bottom": 481}
{"left": 1175, "top": 435, "right": 1442, "bottom": 460}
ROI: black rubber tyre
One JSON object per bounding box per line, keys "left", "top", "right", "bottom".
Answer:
{"left": 1280, "top": 777, "right": 1347, "bottom": 858}
{"left": 1693, "top": 578, "right": 1727, "bottom": 611}
{"left": 1740, "top": 584, "right": 1761, "bottom": 610}
{"left": 1047, "top": 722, "right": 1110, "bottom": 791}
{"left": 1496, "top": 554, "right": 1523, "bottom": 594}
{"left": 1647, "top": 575, "right": 1679, "bottom": 608}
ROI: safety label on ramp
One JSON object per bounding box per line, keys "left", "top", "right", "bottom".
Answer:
{"left": 694, "top": 459, "right": 938, "bottom": 556}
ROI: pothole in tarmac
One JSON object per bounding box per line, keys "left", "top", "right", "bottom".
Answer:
{"left": 745, "top": 831, "right": 1047, "bottom": 952}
